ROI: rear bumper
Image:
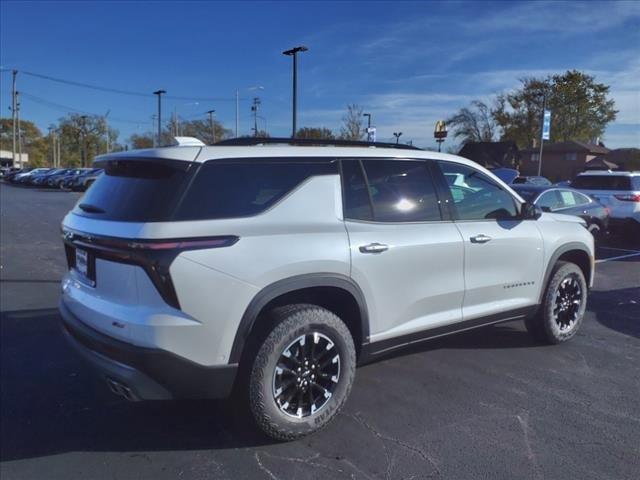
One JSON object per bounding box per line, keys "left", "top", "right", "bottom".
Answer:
{"left": 59, "top": 298, "right": 238, "bottom": 401}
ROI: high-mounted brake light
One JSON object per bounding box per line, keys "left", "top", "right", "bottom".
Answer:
{"left": 614, "top": 194, "right": 640, "bottom": 202}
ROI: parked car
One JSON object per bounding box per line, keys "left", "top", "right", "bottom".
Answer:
{"left": 512, "top": 185, "right": 609, "bottom": 242}
{"left": 59, "top": 137, "right": 594, "bottom": 440}
{"left": 71, "top": 168, "right": 103, "bottom": 191}
{"left": 44, "top": 168, "right": 76, "bottom": 188}
{"left": 489, "top": 167, "right": 520, "bottom": 184}
{"left": 1, "top": 167, "right": 23, "bottom": 180}
{"left": 571, "top": 171, "right": 640, "bottom": 237}
{"left": 29, "top": 168, "right": 69, "bottom": 186}
{"left": 513, "top": 176, "right": 552, "bottom": 186}
{"left": 60, "top": 168, "right": 93, "bottom": 190}
{"left": 13, "top": 168, "right": 51, "bottom": 184}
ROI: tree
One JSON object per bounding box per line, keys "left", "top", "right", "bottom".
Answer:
{"left": 129, "top": 133, "right": 155, "bottom": 149}
{"left": 0, "top": 118, "right": 49, "bottom": 166}
{"left": 57, "top": 114, "right": 112, "bottom": 166}
{"left": 339, "top": 104, "right": 365, "bottom": 141}
{"left": 296, "top": 127, "right": 335, "bottom": 139}
{"left": 179, "top": 119, "right": 232, "bottom": 144}
{"left": 446, "top": 101, "right": 497, "bottom": 145}
{"left": 494, "top": 70, "right": 618, "bottom": 148}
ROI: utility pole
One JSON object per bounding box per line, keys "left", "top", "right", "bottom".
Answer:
{"left": 251, "top": 97, "right": 261, "bottom": 137}
{"left": 56, "top": 129, "right": 61, "bottom": 167}
{"left": 48, "top": 126, "right": 55, "bottom": 166}
{"left": 104, "top": 110, "right": 111, "bottom": 153}
{"left": 16, "top": 91, "right": 22, "bottom": 168}
{"left": 363, "top": 113, "right": 372, "bottom": 142}
{"left": 282, "top": 46, "right": 308, "bottom": 138}
{"left": 206, "top": 110, "right": 216, "bottom": 144}
{"left": 153, "top": 90, "right": 166, "bottom": 146}
{"left": 80, "top": 115, "right": 88, "bottom": 167}
{"left": 11, "top": 70, "right": 17, "bottom": 167}
{"left": 235, "top": 89, "right": 239, "bottom": 137}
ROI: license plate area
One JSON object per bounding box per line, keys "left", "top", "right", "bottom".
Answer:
{"left": 74, "top": 248, "right": 96, "bottom": 286}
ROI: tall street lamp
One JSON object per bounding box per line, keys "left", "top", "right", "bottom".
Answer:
{"left": 393, "top": 132, "right": 402, "bottom": 144}
{"left": 153, "top": 89, "right": 166, "bottom": 146}
{"left": 207, "top": 109, "right": 216, "bottom": 144}
{"left": 80, "top": 115, "right": 88, "bottom": 167}
{"left": 282, "top": 46, "right": 308, "bottom": 138}
{"left": 363, "top": 113, "right": 372, "bottom": 142}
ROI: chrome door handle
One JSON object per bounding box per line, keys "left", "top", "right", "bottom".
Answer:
{"left": 359, "top": 243, "right": 389, "bottom": 254}
{"left": 470, "top": 234, "right": 492, "bottom": 244}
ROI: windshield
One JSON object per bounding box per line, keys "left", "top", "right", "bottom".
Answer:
{"left": 572, "top": 175, "right": 634, "bottom": 191}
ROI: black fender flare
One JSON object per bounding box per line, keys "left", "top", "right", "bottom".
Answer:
{"left": 539, "top": 242, "right": 592, "bottom": 303}
{"left": 228, "top": 273, "right": 370, "bottom": 364}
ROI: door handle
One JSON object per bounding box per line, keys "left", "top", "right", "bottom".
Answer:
{"left": 470, "top": 234, "right": 492, "bottom": 244}
{"left": 359, "top": 243, "right": 389, "bottom": 254}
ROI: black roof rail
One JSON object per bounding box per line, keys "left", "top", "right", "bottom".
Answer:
{"left": 213, "top": 137, "right": 422, "bottom": 151}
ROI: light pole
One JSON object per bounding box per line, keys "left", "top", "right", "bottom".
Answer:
{"left": 153, "top": 89, "right": 166, "bottom": 146}
{"left": 537, "top": 88, "right": 548, "bottom": 177}
{"left": 207, "top": 109, "right": 216, "bottom": 144}
{"left": 393, "top": 132, "right": 402, "bottom": 144}
{"left": 282, "top": 45, "right": 308, "bottom": 138}
{"left": 363, "top": 113, "right": 372, "bottom": 142}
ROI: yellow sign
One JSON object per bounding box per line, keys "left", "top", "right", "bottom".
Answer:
{"left": 434, "top": 120, "right": 447, "bottom": 139}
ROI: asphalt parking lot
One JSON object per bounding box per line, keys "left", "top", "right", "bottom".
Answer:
{"left": 1, "top": 182, "right": 639, "bottom": 480}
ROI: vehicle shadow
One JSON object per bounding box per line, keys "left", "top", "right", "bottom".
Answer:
{"left": 0, "top": 308, "right": 272, "bottom": 462}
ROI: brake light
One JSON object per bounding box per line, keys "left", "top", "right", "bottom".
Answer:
{"left": 614, "top": 194, "right": 640, "bottom": 202}
{"left": 127, "top": 237, "right": 238, "bottom": 250}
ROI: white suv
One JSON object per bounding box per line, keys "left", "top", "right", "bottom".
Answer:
{"left": 59, "top": 138, "right": 595, "bottom": 440}
{"left": 571, "top": 171, "right": 640, "bottom": 236}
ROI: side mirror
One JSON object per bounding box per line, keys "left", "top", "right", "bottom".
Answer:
{"left": 540, "top": 206, "right": 552, "bottom": 213}
{"left": 522, "top": 202, "right": 542, "bottom": 220}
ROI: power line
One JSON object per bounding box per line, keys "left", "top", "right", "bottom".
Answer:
{"left": 15, "top": 69, "right": 245, "bottom": 102}
{"left": 20, "top": 91, "right": 147, "bottom": 125}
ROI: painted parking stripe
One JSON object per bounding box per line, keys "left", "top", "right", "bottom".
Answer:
{"left": 598, "top": 246, "right": 640, "bottom": 253}
{"left": 595, "top": 252, "right": 640, "bottom": 263}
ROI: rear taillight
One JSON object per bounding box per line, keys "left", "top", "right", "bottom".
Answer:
{"left": 614, "top": 194, "right": 640, "bottom": 202}
{"left": 127, "top": 237, "right": 238, "bottom": 250}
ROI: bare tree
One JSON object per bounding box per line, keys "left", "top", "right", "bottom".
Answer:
{"left": 296, "top": 127, "right": 335, "bottom": 139}
{"left": 446, "top": 100, "right": 497, "bottom": 145}
{"left": 339, "top": 104, "right": 365, "bottom": 141}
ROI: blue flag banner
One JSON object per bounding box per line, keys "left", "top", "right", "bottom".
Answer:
{"left": 542, "top": 110, "right": 551, "bottom": 140}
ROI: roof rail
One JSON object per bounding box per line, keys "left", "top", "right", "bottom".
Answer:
{"left": 213, "top": 137, "right": 422, "bottom": 151}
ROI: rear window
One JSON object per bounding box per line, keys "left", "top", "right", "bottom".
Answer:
{"left": 77, "top": 160, "right": 195, "bottom": 222}
{"left": 174, "top": 161, "right": 336, "bottom": 221}
{"left": 572, "top": 175, "right": 634, "bottom": 191}
{"left": 79, "top": 159, "right": 336, "bottom": 222}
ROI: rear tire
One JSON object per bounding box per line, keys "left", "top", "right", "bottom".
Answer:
{"left": 248, "top": 304, "right": 356, "bottom": 441}
{"left": 526, "top": 261, "right": 587, "bottom": 344}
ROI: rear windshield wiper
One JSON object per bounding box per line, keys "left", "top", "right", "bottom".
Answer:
{"left": 78, "top": 203, "right": 105, "bottom": 214}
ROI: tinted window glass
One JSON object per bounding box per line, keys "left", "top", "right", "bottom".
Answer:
{"left": 571, "top": 191, "right": 591, "bottom": 206}
{"left": 341, "top": 160, "right": 373, "bottom": 221}
{"left": 361, "top": 160, "right": 441, "bottom": 222}
{"left": 438, "top": 161, "right": 518, "bottom": 220}
{"left": 572, "top": 175, "right": 633, "bottom": 190}
{"left": 537, "top": 190, "right": 563, "bottom": 210}
{"left": 78, "top": 160, "right": 194, "bottom": 222}
{"left": 175, "top": 161, "right": 335, "bottom": 221}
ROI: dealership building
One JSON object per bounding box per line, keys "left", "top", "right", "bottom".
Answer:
{"left": 0, "top": 150, "right": 29, "bottom": 168}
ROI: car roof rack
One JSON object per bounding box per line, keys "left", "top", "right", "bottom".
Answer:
{"left": 213, "top": 137, "right": 422, "bottom": 151}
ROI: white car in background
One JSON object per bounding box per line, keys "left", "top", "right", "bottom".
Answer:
{"left": 571, "top": 171, "right": 640, "bottom": 237}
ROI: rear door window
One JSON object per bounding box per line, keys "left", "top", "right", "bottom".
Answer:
{"left": 341, "top": 159, "right": 442, "bottom": 222}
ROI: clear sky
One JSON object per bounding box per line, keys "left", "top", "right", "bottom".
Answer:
{"left": 1, "top": 0, "right": 638, "bottom": 149}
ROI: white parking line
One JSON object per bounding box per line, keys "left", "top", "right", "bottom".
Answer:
{"left": 596, "top": 252, "right": 640, "bottom": 263}
{"left": 599, "top": 246, "right": 640, "bottom": 253}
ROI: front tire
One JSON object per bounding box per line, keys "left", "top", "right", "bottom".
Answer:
{"left": 526, "top": 261, "right": 587, "bottom": 344}
{"left": 249, "top": 304, "right": 356, "bottom": 441}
